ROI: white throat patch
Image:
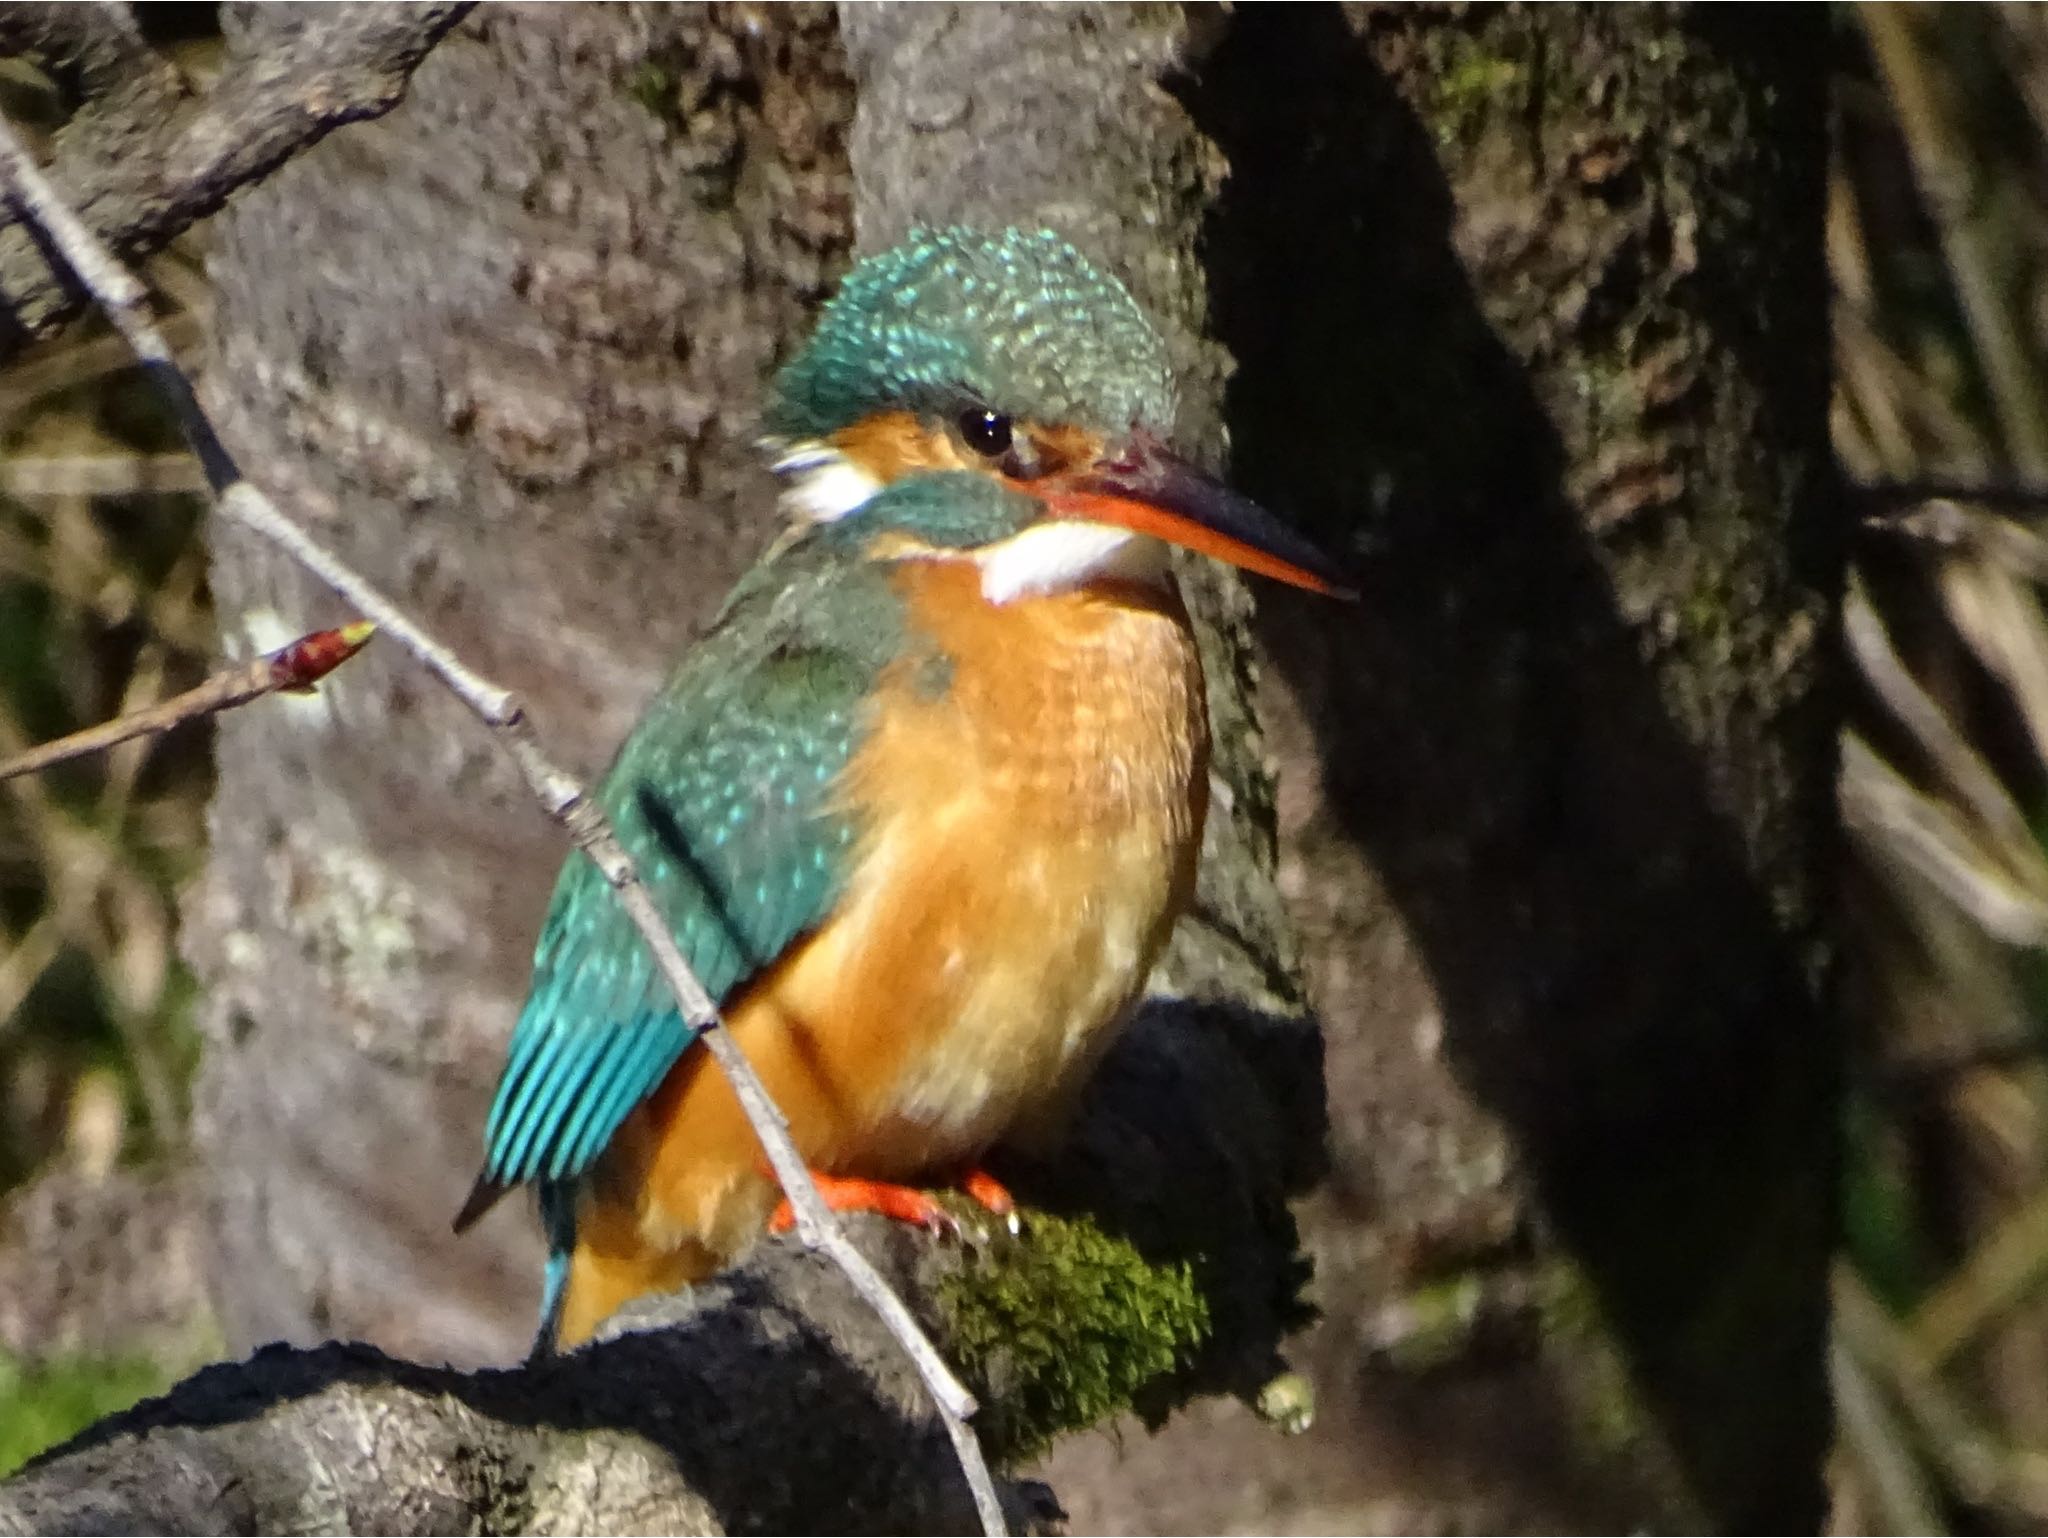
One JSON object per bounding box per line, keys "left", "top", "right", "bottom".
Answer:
{"left": 768, "top": 439, "right": 881, "bottom": 523}
{"left": 974, "top": 523, "right": 1170, "bottom": 605}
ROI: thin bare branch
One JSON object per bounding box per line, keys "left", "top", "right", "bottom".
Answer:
{"left": 0, "top": 111, "right": 1006, "bottom": 1537}
{"left": 1861, "top": 500, "right": 2048, "bottom": 633}
{"left": 1858, "top": 483, "right": 2048, "bottom": 523}
{"left": 0, "top": 451, "right": 206, "bottom": 498}
{"left": 0, "top": 621, "right": 373, "bottom": 783}
{"left": 1844, "top": 581, "right": 2048, "bottom": 888}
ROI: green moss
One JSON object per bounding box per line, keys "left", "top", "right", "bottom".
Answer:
{"left": 1253, "top": 1370, "right": 1315, "bottom": 1435}
{"left": 1427, "top": 36, "right": 1529, "bottom": 148}
{"left": 1536, "top": 1261, "right": 1653, "bottom": 1459}
{"left": 1376, "top": 1274, "right": 1487, "bottom": 1371}
{"left": 0, "top": 1348, "right": 173, "bottom": 1476}
{"left": 933, "top": 1211, "right": 1211, "bottom": 1464}
{"left": 625, "top": 62, "right": 678, "bottom": 120}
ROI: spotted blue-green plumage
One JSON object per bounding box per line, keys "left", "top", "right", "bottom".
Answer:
{"left": 765, "top": 226, "right": 1177, "bottom": 441}
{"left": 463, "top": 224, "right": 1178, "bottom": 1352}
{"left": 485, "top": 624, "right": 860, "bottom": 1193}
{"left": 465, "top": 474, "right": 1041, "bottom": 1290}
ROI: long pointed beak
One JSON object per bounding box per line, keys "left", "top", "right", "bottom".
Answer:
{"left": 1043, "top": 438, "right": 1356, "bottom": 599}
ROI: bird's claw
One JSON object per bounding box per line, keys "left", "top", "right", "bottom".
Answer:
{"left": 947, "top": 1167, "right": 1023, "bottom": 1244}
{"left": 766, "top": 1167, "right": 1021, "bottom": 1241}
{"left": 958, "top": 1171, "right": 1024, "bottom": 1245}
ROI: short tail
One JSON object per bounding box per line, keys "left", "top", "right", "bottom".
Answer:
{"left": 453, "top": 1172, "right": 575, "bottom": 1362}
{"left": 529, "top": 1179, "right": 579, "bottom": 1363}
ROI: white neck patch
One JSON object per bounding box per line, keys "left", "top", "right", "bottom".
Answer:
{"left": 974, "top": 523, "right": 1170, "bottom": 605}
{"left": 768, "top": 439, "right": 882, "bottom": 523}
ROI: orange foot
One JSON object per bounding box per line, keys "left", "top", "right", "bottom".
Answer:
{"left": 769, "top": 1167, "right": 1018, "bottom": 1236}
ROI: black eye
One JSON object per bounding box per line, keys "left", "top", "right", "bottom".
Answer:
{"left": 958, "top": 408, "right": 1013, "bottom": 458}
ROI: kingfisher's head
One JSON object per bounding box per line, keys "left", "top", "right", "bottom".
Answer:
{"left": 762, "top": 227, "right": 1350, "bottom": 603}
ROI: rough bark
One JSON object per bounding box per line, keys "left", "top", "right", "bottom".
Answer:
{"left": 182, "top": 1, "right": 863, "bottom": 1366}
{"left": 0, "top": 1221, "right": 1054, "bottom": 1536}
{"left": 818, "top": 6, "right": 1839, "bottom": 1531}
{"left": 1073, "top": 5, "right": 1838, "bottom": 1532}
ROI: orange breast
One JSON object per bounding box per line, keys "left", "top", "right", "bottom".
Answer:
{"left": 562, "top": 556, "right": 1209, "bottom": 1343}
{"left": 789, "top": 557, "right": 1210, "bottom": 1167}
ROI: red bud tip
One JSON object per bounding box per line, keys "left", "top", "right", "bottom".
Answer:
{"left": 268, "top": 620, "right": 377, "bottom": 694}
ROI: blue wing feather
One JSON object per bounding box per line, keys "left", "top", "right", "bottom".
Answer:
{"left": 473, "top": 539, "right": 908, "bottom": 1205}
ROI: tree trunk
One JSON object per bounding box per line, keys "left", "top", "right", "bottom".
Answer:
{"left": 1065, "top": 5, "right": 1837, "bottom": 1532}
{"left": 856, "top": 4, "right": 1840, "bottom": 1531}
{"left": 187, "top": 1, "right": 863, "bottom": 1365}
{"left": 134, "top": 2, "right": 1839, "bottom": 1533}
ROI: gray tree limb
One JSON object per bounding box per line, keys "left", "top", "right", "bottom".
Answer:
{"left": 0, "top": 981, "right": 1307, "bottom": 1534}
{"left": 0, "top": 1, "right": 472, "bottom": 353}
{"left": 0, "top": 1223, "right": 1031, "bottom": 1536}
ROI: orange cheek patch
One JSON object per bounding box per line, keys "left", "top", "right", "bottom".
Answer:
{"left": 832, "top": 411, "right": 975, "bottom": 480}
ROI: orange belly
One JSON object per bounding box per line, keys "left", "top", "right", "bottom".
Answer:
{"left": 558, "top": 559, "right": 1208, "bottom": 1347}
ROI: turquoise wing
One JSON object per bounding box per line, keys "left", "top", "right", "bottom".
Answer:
{"left": 466, "top": 547, "right": 907, "bottom": 1204}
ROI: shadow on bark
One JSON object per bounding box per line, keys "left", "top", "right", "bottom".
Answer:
{"left": 3, "top": 993, "right": 1317, "bottom": 1533}
{"left": 38, "top": 1282, "right": 974, "bottom": 1533}
{"left": 990, "top": 996, "right": 1324, "bottom": 1414}
{"left": 1184, "top": 8, "right": 1839, "bottom": 1528}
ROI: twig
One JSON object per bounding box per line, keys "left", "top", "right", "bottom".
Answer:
{"left": 1862, "top": 499, "right": 2048, "bottom": 598}
{"left": 0, "top": 114, "right": 1008, "bottom": 1536}
{"left": 0, "top": 451, "right": 206, "bottom": 498}
{"left": 1835, "top": 1264, "right": 2048, "bottom": 1524}
{"left": 1858, "top": 481, "right": 2048, "bottom": 522}
{"left": 0, "top": 621, "right": 373, "bottom": 783}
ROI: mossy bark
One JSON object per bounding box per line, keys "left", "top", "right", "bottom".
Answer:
{"left": 1168, "top": 5, "right": 1838, "bottom": 1530}
{"left": 835, "top": 6, "right": 1839, "bottom": 1530}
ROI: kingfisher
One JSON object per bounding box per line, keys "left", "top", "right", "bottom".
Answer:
{"left": 454, "top": 227, "right": 1349, "bottom": 1354}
